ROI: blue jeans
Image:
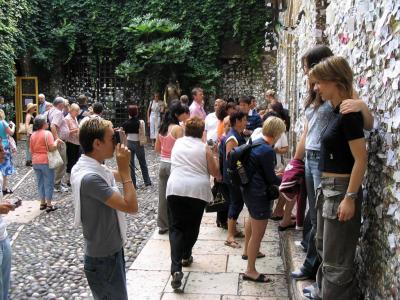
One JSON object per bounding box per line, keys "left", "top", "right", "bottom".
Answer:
{"left": 25, "top": 136, "right": 31, "bottom": 161}
{"left": 0, "top": 238, "right": 11, "bottom": 300}
{"left": 127, "top": 141, "right": 151, "bottom": 187}
{"left": 33, "top": 164, "right": 55, "bottom": 201}
{"left": 84, "top": 248, "right": 127, "bottom": 300}
{"left": 301, "top": 150, "right": 322, "bottom": 276}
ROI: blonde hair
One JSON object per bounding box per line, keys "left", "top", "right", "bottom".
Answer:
{"left": 309, "top": 56, "right": 353, "bottom": 99}
{"left": 0, "top": 109, "right": 5, "bottom": 121}
{"left": 265, "top": 89, "right": 276, "bottom": 97}
{"left": 262, "top": 116, "right": 286, "bottom": 139}
{"left": 70, "top": 103, "right": 80, "bottom": 112}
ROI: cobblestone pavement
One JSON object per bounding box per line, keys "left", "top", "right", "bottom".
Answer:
{"left": 7, "top": 142, "right": 160, "bottom": 299}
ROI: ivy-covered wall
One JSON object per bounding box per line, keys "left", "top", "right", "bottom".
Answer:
{"left": 1, "top": 0, "right": 272, "bottom": 100}
{"left": 277, "top": 0, "right": 400, "bottom": 298}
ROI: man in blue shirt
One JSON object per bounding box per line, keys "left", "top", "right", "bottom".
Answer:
{"left": 38, "top": 93, "right": 48, "bottom": 115}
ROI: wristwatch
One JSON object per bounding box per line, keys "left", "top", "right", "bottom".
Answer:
{"left": 345, "top": 192, "right": 358, "bottom": 200}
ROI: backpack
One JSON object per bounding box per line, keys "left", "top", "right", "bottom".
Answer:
{"left": 227, "top": 139, "right": 264, "bottom": 186}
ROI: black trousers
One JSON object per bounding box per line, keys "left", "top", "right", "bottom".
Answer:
{"left": 216, "top": 182, "right": 230, "bottom": 224}
{"left": 167, "top": 195, "right": 206, "bottom": 275}
{"left": 66, "top": 142, "right": 81, "bottom": 173}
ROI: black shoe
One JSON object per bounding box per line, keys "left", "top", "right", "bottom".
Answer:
{"left": 303, "top": 282, "right": 317, "bottom": 294}
{"left": 145, "top": 182, "right": 152, "bottom": 187}
{"left": 291, "top": 269, "right": 313, "bottom": 281}
{"left": 171, "top": 271, "right": 184, "bottom": 289}
{"left": 25, "top": 160, "right": 32, "bottom": 167}
{"left": 278, "top": 223, "right": 296, "bottom": 231}
{"left": 158, "top": 228, "right": 168, "bottom": 235}
{"left": 216, "top": 221, "right": 228, "bottom": 229}
{"left": 181, "top": 256, "right": 193, "bottom": 267}
{"left": 46, "top": 205, "right": 58, "bottom": 213}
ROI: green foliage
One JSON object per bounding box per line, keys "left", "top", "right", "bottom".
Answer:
{"left": 0, "top": 0, "right": 31, "bottom": 97}
{"left": 0, "top": 0, "right": 271, "bottom": 95}
{"left": 117, "top": 14, "right": 192, "bottom": 82}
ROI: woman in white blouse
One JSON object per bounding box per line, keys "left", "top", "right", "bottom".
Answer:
{"left": 166, "top": 117, "right": 221, "bottom": 291}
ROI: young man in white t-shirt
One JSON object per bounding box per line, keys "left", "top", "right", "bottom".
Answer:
{"left": 204, "top": 99, "right": 224, "bottom": 142}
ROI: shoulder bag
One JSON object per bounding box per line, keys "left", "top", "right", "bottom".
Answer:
{"left": 44, "top": 131, "right": 63, "bottom": 169}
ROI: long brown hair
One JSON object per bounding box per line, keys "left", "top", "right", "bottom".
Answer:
{"left": 309, "top": 56, "right": 353, "bottom": 100}
{"left": 302, "top": 45, "right": 334, "bottom": 109}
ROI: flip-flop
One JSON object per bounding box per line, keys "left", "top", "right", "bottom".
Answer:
{"left": 224, "top": 240, "right": 241, "bottom": 248}
{"left": 242, "top": 273, "right": 272, "bottom": 283}
{"left": 241, "top": 252, "right": 266, "bottom": 260}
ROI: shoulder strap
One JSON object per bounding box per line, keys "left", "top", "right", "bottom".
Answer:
{"left": 44, "top": 131, "right": 50, "bottom": 151}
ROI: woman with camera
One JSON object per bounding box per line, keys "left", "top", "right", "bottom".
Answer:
{"left": 0, "top": 109, "right": 16, "bottom": 195}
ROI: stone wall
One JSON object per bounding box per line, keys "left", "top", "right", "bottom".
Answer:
{"left": 276, "top": 0, "right": 400, "bottom": 298}
{"left": 220, "top": 53, "right": 277, "bottom": 106}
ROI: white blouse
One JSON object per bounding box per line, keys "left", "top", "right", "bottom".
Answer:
{"left": 166, "top": 136, "right": 212, "bottom": 203}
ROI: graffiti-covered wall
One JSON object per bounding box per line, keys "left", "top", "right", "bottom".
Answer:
{"left": 277, "top": 0, "right": 400, "bottom": 298}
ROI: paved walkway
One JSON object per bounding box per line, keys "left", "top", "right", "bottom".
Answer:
{"left": 126, "top": 210, "right": 289, "bottom": 300}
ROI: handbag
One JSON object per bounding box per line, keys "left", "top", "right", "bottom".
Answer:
{"left": 18, "top": 123, "right": 27, "bottom": 134}
{"left": 18, "top": 123, "right": 33, "bottom": 135}
{"left": 206, "top": 182, "right": 227, "bottom": 213}
{"left": 44, "top": 131, "right": 64, "bottom": 169}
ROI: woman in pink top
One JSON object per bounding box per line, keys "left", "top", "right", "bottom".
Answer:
{"left": 30, "top": 116, "right": 63, "bottom": 212}
{"left": 65, "top": 104, "right": 80, "bottom": 185}
{"left": 154, "top": 101, "right": 189, "bottom": 234}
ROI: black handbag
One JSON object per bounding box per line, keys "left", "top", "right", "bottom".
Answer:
{"left": 206, "top": 183, "right": 227, "bottom": 213}
{"left": 267, "top": 185, "right": 280, "bottom": 200}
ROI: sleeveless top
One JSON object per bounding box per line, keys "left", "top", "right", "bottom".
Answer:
{"left": 159, "top": 133, "right": 176, "bottom": 162}
{"left": 166, "top": 136, "right": 212, "bottom": 203}
{"left": 150, "top": 100, "right": 161, "bottom": 115}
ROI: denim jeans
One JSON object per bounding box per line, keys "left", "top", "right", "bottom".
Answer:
{"left": 227, "top": 183, "right": 244, "bottom": 220}
{"left": 127, "top": 141, "right": 151, "bottom": 187}
{"left": 33, "top": 164, "right": 55, "bottom": 201}
{"left": 54, "top": 142, "right": 67, "bottom": 187}
{"left": 301, "top": 150, "right": 322, "bottom": 276}
{"left": 84, "top": 248, "right": 127, "bottom": 300}
{"left": 0, "top": 238, "right": 11, "bottom": 300}
{"left": 25, "top": 136, "right": 32, "bottom": 161}
{"left": 158, "top": 161, "right": 171, "bottom": 230}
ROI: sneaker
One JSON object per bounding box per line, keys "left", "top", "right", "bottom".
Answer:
{"left": 60, "top": 185, "right": 69, "bottom": 193}
{"left": 171, "top": 271, "right": 184, "bottom": 290}
{"left": 25, "top": 160, "right": 32, "bottom": 167}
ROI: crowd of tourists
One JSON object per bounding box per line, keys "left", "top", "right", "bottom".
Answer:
{"left": 0, "top": 44, "right": 373, "bottom": 300}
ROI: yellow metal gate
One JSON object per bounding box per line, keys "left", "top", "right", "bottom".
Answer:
{"left": 15, "top": 77, "right": 38, "bottom": 140}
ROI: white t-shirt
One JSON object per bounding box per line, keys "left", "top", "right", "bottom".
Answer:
{"left": 166, "top": 136, "right": 212, "bottom": 203}
{"left": 0, "top": 176, "right": 7, "bottom": 241}
{"left": 274, "top": 133, "right": 288, "bottom": 169}
{"left": 204, "top": 112, "right": 218, "bottom": 142}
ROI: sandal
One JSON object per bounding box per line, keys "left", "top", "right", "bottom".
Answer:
{"left": 224, "top": 240, "right": 241, "bottom": 248}
{"left": 241, "top": 252, "right": 266, "bottom": 260}
{"left": 2, "top": 188, "right": 13, "bottom": 195}
{"left": 40, "top": 203, "right": 47, "bottom": 210}
{"left": 242, "top": 273, "right": 272, "bottom": 283}
{"left": 46, "top": 205, "right": 58, "bottom": 213}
